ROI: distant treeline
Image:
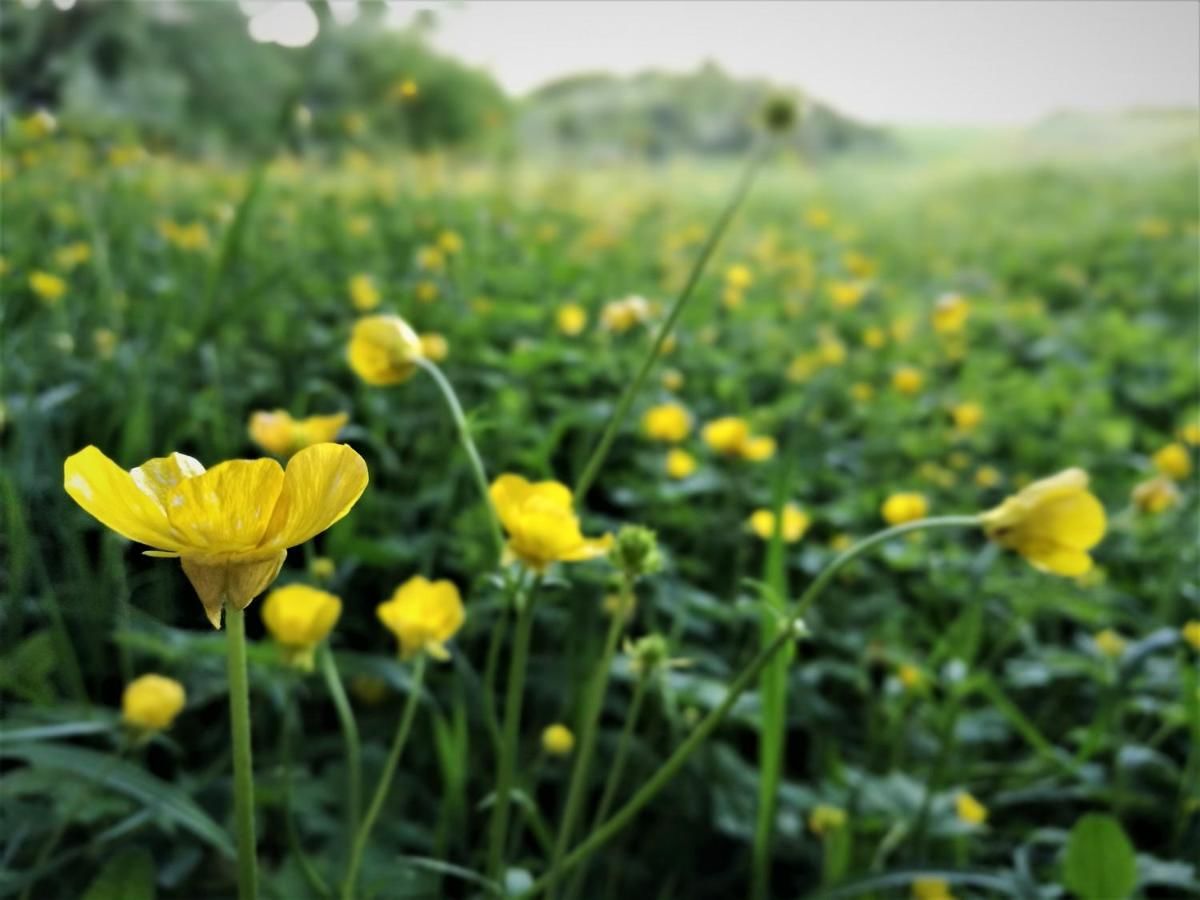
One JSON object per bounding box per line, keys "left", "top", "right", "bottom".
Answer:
{"left": 0, "top": 0, "right": 889, "bottom": 161}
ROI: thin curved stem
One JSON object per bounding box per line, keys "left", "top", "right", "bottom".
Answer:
{"left": 226, "top": 605, "right": 259, "bottom": 900}
{"left": 341, "top": 656, "right": 428, "bottom": 900}
{"left": 319, "top": 646, "right": 362, "bottom": 843}
{"left": 416, "top": 356, "right": 505, "bottom": 562}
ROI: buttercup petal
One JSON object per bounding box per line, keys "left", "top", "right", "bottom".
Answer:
{"left": 64, "top": 446, "right": 182, "bottom": 551}
{"left": 264, "top": 444, "right": 369, "bottom": 549}
{"left": 166, "top": 458, "right": 286, "bottom": 554}
{"left": 131, "top": 453, "right": 206, "bottom": 505}
{"left": 1020, "top": 541, "right": 1093, "bottom": 577}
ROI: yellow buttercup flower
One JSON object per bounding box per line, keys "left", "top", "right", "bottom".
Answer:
{"left": 159, "top": 221, "right": 210, "bottom": 251}
{"left": 641, "top": 403, "right": 692, "bottom": 443}
{"left": 808, "top": 804, "right": 847, "bottom": 836}
{"left": 725, "top": 263, "right": 753, "bottom": 290}
{"left": 557, "top": 303, "right": 588, "bottom": 336}
{"left": 1132, "top": 476, "right": 1179, "bottom": 514}
{"left": 437, "top": 229, "right": 463, "bottom": 254}
{"left": 489, "top": 474, "right": 612, "bottom": 571}
{"left": 416, "top": 245, "right": 446, "bottom": 273}
{"left": 64, "top": 443, "right": 368, "bottom": 628}
{"left": 892, "top": 366, "right": 924, "bottom": 395}
{"left": 55, "top": 241, "right": 91, "bottom": 269}
{"left": 979, "top": 468, "right": 1106, "bottom": 577}
{"left": 882, "top": 492, "right": 928, "bottom": 525}
{"left": 262, "top": 584, "right": 342, "bottom": 670}
{"left": 309, "top": 556, "right": 336, "bottom": 582}
{"left": 1179, "top": 423, "right": 1200, "bottom": 446}
{"left": 1152, "top": 442, "right": 1192, "bottom": 480}
{"left": 932, "top": 292, "right": 969, "bottom": 334}
{"left": 1182, "top": 620, "right": 1200, "bottom": 651}
{"left": 248, "top": 410, "right": 349, "bottom": 457}
{"left": 347, "top": 314, "right": 424, "bottom": 386}
{"left": 419, "top": 332, "right": 449, "bottom": 362}
{"left": 827, "top": 279, "right": 867, "bottom": 309}
{"left": 912, "top": 877, "right": 955, "bottom": 900}
{"left": 862, "top": 326, "right": 887, "bottom": 349}
{"left": 665, "top": 448, "right": 697, "bottom": 480}
{"left": 348, "top": 274, "right": 381, "bottom": 311}
{"left": 975, "top": 466, "right": 1001, "bottom": 488}
{"left": 952, "top": 402, "right": 984, "bottom": 433}
{"left": 600, "top": 295, "right": 651, "bottom": 334}
{"left": 542, "top": 723, "right": 576, "bottom": 756}
{"left": 748, "top": 504, "right": 810, "bottom": 543}
{"left": 122, "top": 674, "right": 186, "bottom": 732}
{"left": 843, "top": 250, "right": 877, "bottom": 278}
{"left": 377, "top": 575, "right": 465, "bottom": 661}
{"left": 805, "top": 206, "right": 831, "bottom": 229}
{"left": 955, "top": 790, "right": 988, "bottom": 825}
{"left": 702, "top": 417, "right": 775, "bottom": 462}
{"left": 29, "top": 270, "right": 67, "bottom": 305}
{"left": 851, "top": 382, "right": 874, "bottom": 403}
{"left": 1093, "top": 628, "right": 1126, "bottom": 658}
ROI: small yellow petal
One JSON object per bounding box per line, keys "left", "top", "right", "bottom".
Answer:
{"left": 263, "top": 444, "right": 369, "bottom": 549}
{"left": 166, "top": 458, "right": 285, "bottom": 554}
{"left": 64, "top": 446, "right": 181, "bottom": 551}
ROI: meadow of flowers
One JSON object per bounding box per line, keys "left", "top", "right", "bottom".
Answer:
{"left": 2, "top": 106, "right": 1199, "bottom": 900}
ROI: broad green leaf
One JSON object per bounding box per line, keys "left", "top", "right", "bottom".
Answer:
{"left": 1062, "top": 813, "right": 1137, "bottom": 900}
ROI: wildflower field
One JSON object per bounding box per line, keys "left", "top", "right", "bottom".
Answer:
{"left": 2, "top": 108, "right": 1199, "bottom": 900}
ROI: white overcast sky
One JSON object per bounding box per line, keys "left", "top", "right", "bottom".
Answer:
{"left": 386, "top": 0, "right": 1200, "bottom": 125}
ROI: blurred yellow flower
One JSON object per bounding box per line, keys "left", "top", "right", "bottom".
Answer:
{"left": 262, "top": 585, "right": 342, "bottom": 669}
{"left": 309, "top": 556, "right": 336, "bottom": 582}
{"left": 389, "top": 78, "right": 420, "bottom": 102}
{"left": 725, "top": 263, "right": 753, "bottom": 290}
{"left": 377, "top": 576, "right": 465, "bottom": 661}
{"left": 932, "top": 293, "right": 969, "bottom": 334}
{"left": 415, "top": 279, "right": 439, "bottom": 303}
{"left": 1152, "top": 442, "right": 1191, "bottom": 480}
{"left": 808, "top": 804, "right": 847, "bottom": 836}
{"left": 416, "top": 245, "right": 446, "bottom": 273}
{"left": 1093, "top": 628, "right": 1126, "bottom": 658}
{"left": 1182, "top": 620, "right": 1200, "bottom": 651}
{"left": 601, "top": 295, "right": 651, "bottom": 333}
{"left": 955, "top": 791, "right": 988, "bottom": 825}
{"left": 122, "top": 674, "right": 186, "bottom": 733}
{"left": 93, "top": 328, "right": 119, "bottom": 360}
{"left": 661, "top": 368, "right": 684, "bottom": 392}
{"left": 665, "top": 448, "right": 697, "bottom": 480}
{"left": 20, "top": 109, "right": 57, "bottom": 140}
{"left": 437, "top": 229, "right": 463, "bottom": 254}
{"left": 805, "top": 206, "right": 831, "bottom": 229}
{"left": 248, "top": 410, "right": 349, "bottom": 457}
{"left": 346, "top": 215, "right": 373, "bottom": 237}
{"left": 722, "top": 285, "right": 745, "bottom": 311}
{"left": 29, "top": 270, "right": 67, "bottom": 305}
{"left": 1136, "top": 217, "right": 1170, "bottom": 239}
{"left": 952, "top": 402, "right": 984, "bottom": 433}
{"left": 1179, "top": 423, "right": 1200, "bottom": 446}
{"left": 347, "top": 314, "right": 424, "bottom": 386}
{"left": 702, "top": 417, "right": 775, "bottom": 462}
{"left": 348, "top": 274, "right": 381, "bottom": 311}
{"left": 55, "top": 241, "right": 91, "bottom": 269}
{"left": 818, "top": 336, "right": 847, "bottom": 366}
{"left": 882, "top": 493, "right": 928, "bottom": 525}
{"left": 827, "top": 279, "right": 867, "bottom": 309}
{"left": 979, "top": 468, "right": 1105, "bottom": 577}
{"left": 897, "top": 663, "right": 924, "bottom": 691}
{"left": 542, "top": 723, "right": 576, "bottom": 756}
{"left": 975, "top": 466, "right": 1001, "bottom": 488}
{"left": 557, "top": 303, "right": 588, "bottom": 336}
{"left": 641, "top": 403, "right": 692, "bottom": 443}
{"left": 159, "top": 221, "right": 210, "bottom": 251}
{"left": 1132, "top": 476, "right": 1179, "bottom": 514}
{"left": 341, "top": 111, "right": 366, "bottom": 136}
{"left": 850, "top": 383, "right": 874, "bottom": 404}
{"left": 64, "top": 443, "right": 368, "bottom": 628}
{"left": 748, "top": 504, "right": 810, "bottom": 543}
{"left": 912, "top": 877, "right": 955, "bottom": 900}
{"left": 862, "top": 326, "right": 887, "bottom": 349}
{"left": 420, "top": 332, "right": 449, "bottom": 362}
{"left": 892, "top": 366, "right": 924, "bottom": 395}
{"left": 843, "top": 250, "right": 877, "bottom": 278}
{"left": 490, "top": 474, "right": 611, "bottom": 571}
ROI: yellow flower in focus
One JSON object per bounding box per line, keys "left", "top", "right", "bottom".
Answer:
{"left": 952, "top": 402, "right": 984, "bottom": 433}
{"left": 1182, "top": 620, "right": 1200, "bottom": 651}
{"left": 415, "top": 279, "right": 439, "bottom": 303}
{"left": 642, "top": 403, "right": 692, "bottom": 443}
{"left": 1093, "top": 628, "right": 1126, "bottom": 658}
{"left": 725, "top": 263, "right": 753, "bottom": 290}
{"left": 262, "top": 585, "right": 342, "bottom": 670}
{"left": 1152, "top": 442, "right": 1191, "bottom": 480}
{"left": 882, "top": 493, "right": 928, "bottom": 525}
{"left": 827, "top": 279, "right": 867, "bottom": 309}
{"left": 748, "top": 504, "right": 810, "bottom": 543}
{"left": 557, "top": 303, "right": 588, "bottom": 336}
{"left": 29, "top": 270, "right": 67, "bottom": 305}
{"left": 1132, "top": 476, "right": 1179, "bottom": 514}
{"left": 348, "top": 274, "right": 380, "bottom": 311}
{"left": 347, "top": 314, "right": 424, "bottom": 386}
{"left": 542, "top": 723, "right": 575, "bottom": 756}
{"left": 55, "top": 241, "right": 91, "bottom": 269}
{"left": 979, "top": 468, "right": 1106, "bottom": 577}
{"left": 420, "top": 332, "right": 449, "bottom": 362}
{"left": 377, "top": 576, "right": 465, "bottom": 661}
{"left": 665, "top": 448, "right": 697, "bottom": 480}
{"left": 808, "top": 804, "right": 847, "bottom": 837}
{"left": 955, "top": 791, "right": 988, "bottom": 825}
{"left": 248, "top": 410, "right": 349, "bottom": 457}
{"left": 64, "top": 443, "right": 368, "bottom": 628}
{"left": 912, "top": 877, "right": 955, "bottom": 900}
{"left": 123, "top": 674, "right": 186, "bottom": 732}
{"left": 892, "top": 366, "right": 924, "bottom": 395}
{"left": 490, "top": 474, "right": 612, "bottom": 571}
{"left": 932, "top": 293, "right": 969, "bottom": 334}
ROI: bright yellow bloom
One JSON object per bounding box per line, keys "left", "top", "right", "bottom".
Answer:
{"left": 348, "top": 274, "right": 381, "bottom": 312}
{"left": 641, "top": 403, "right": 692, "bottom": 443}
{"left": 437, "top": 230, "right": 463, "bottom": 254}
{"left": 64, "top": 444, "right": 368, "bottom": 628}
{"left": 952, "top": 402, "right": 984, "bottom": 433}
{"left": 600, "top": 295, "right": 651, "bottom": 334}
{"left": 542, "top": 723, "right": 576, "bottom": 756}
{"left": 420, "top": 332, "right": 449, "bottom": 362}
{"left": 1152, "top": 442, "right": 1191, "bottom": 480}
{"left": 892, "top": 366, "right": 924, "bottom": 395}
{"left": 702, "top": 417, "right": 775, "bottom": 462}
{"left": 882, "top": 493, "right": 928, "bottom": 525}
{"left": 55, "top": 241, "right": 91, "bottom": 269}
{"left": 347, "top": 314, "right": 424, "bottom": 386}
{"left": 725, "top": 263, "right": 753, "bottom": 290}
{"left": 262, "top": 585, "right": 342, "bottom": 669}
{"left": 557, "top": 303, "right": 588, "bottom": 336}
{"left": 979, "top": 468, "right": 1105, "bottom": 577}
{"left": 955, "top": 791, "right": 988, "bottom": 825}
{"left": 818, "top": 336, "right": 847, "bottom": 366}
{"left": 376, "top": 575, "right": 465, "bottom": 661}
{"left": 248, "top": 410, "right": 349, "bottom": 457}
{"left": 490, "top": 474, "right": 611, "bottom": 571}
{"left": 912, "top": 877, "right": 955, "bottom": 900}
{"left": 122, "top": 674, "right": 186, "bottom": 732}
{"left": 1132, "top": 476, "right": 1179, "bottom": 514}
{"left": 827, "top": 279, "right": 867, "bottom": 309}
{"left": 748, "top": 504, "right": 810, "bottom": 543}
{"left": 666, "top": 448, "right": 697, "bottom": 480}
{"left": 1182, "top": 620, "right": 1200, "bottom": 651}
{"left": 808, "top": 804, "right": 847, "bottom": 836}
{"left": 932, "top": 293, "right": 969, "bottom": 334}
{"left": 29, "top": 270, "right": 67, "bottom": 305}
{"left": 1093, "top": 628, "right": 1126, "bottom": 658}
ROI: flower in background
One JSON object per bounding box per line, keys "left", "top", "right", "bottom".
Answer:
{"left": 248, "top": 410, "right": 349, "bottom": 457}
{"left": 808, "top": 804, "right": 847, "bottom": 837}
{"left": 437, "top": 229, "right": 463, "bottom": 255}
{"left": 415, "top": 279, "right": 439, "bottom": 303}
{"left": 541, "top": 723, "right": 576, "bottom": 756}
{"left": 557, "top": 303, "right": 588, "bottom": 336}
{"left": 1178, "top": 422, "right": 1200, "bottom": 446}
{"left": 881, "top": 492, "right": 928, "bottom": 525}
{"left": 725, "top": 263, "right": 753, "bottom": 290}
{"left": 600, "top": 295, "right": 651, "bottom": 333}
{"left": 419, "top": 332, "right": 449, "bottom": 362}
{"left": 1093, "top": 628, "right": 1126, "bottom": 659}
{"left": 20, "top": 109, "right": 57, "bottom": 140}
{"left": 158, "top": 221, "right": 210, "bottom": 251}
{"left": 1132, "top": 476, "right": 1179, "bottom": 514}
{"left": 805, "top": 207, "right": 832, "bottom": 229}
{"left": 641, "top": 403, "right": 692, "bottom": 443}
{"left": 55, "top": 241, "right": 91, "bottom": 270}
{"left": 951, "top": 402, "right": 984, "bottom": 434}
{"left": 309, "top": 556, "right": 336, "bottom": 582}
{"left": 29, "top": 270, "right": 67, "bottom": 305}
{"left": 897, "top": 663, "right": 924, "bottom": 691}
{"left": 262, "top": 585, "right": 342, "bottom": 670}
{"left": 665, "top": 448, "right": 697, "bottom": 480}
{"left": 827, "top": 279, "right": 867, "bottom": 309}
{"left": 975, "top": 466, "right": 1001, "bottom": 488}
{"left": 416, "top": 245, "right": 446, "bottom": 273}
{"left": 892, "top": 366, "right": 924, "bottom": 395}
{"left": 64, "top": 444, "right": 368, "bottom": 628}
{"left": 701, "top": 417, "right": 775, "bottom": 462}
{"left": 661, "top": 368, "right": 684, "bottom": 392}
{"left": 489, "top": 474, "right": 611, "bottom": 571}
{"left": 862, "top": 326, "right": 887, "bottom": 349}
{"left": 1182, "top": 620, "right": 1200, "bottom": 651}
{"left": 979, "top": 468, "right": 1105, "bottom": 577}
{"left": 932, "top": 292, "right": 969, "bottom": 334}
{"left": 748, "top": 504, "right": 810, "bottom": 543}
{"left": 388, "top": 78, "right": 420, "bottom": 102}
{"left": 911, "top": 878, "right": 956, "bottom": 900}
{"left": 348, "top": 274, "right": 381, "bottom": 311}
{"left": 1152, "top": 442, "right": 1191, "bottom": 480}
{"left": 955, "top": 791, "right": 988, "bottom": 825}
{"left": 347, "top": 314, "right": 424, "bottom": 386}
{"left": 377, "top": 576, "right": 465, "bottom": 661}
{"left": 122, "top": 674, "right": 186, "bottom": 733}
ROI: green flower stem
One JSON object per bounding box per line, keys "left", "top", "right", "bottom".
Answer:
{"left": 524, "top": 516, "right": 980, "bottom": 896}
{"left": 572, "top": 140, "right": 772, "bottom": 502}
{"left": 342, "top": 655, "right": 428, "bottom": 900}
{"left": 487, "top": 582, "right": 539, "bottom": 881}
{"left": 546, "top": 606, "right": 628, "bottom": 897}
{"left": 319, "top": 645, "right": 363, "bottom": 842}
{"left": 225, "top": 605, "right": 259, "bottom": 900}
{"left": 415, "top": 356, "right": 505, "bottom": 563}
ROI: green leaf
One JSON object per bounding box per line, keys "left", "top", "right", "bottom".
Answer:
{"left": 82, "top": 847, "right": 157, "bottom": 900}
{"left": 1062, "top": 813, "right": 1137, "bottom": 900}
